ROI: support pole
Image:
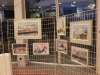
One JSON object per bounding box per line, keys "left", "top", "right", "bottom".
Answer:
{"left": 14, "top": 0, "right": 28, "bottom": 67}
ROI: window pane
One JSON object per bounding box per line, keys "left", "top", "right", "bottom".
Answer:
{"left": 25, "top": 0, "right": 56, "bottom": 18}
{"left": 59, "top": 0, "right": 96, "bottom": 16}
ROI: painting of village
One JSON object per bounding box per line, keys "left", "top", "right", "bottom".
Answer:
{"left": 72, "top": 24, "right": 88, "bottom": 40}
{"left": 18, "top": 22, "right": 38, "bottom": 36}
{"left": 71, "top": 46, "right": 88, "bottom": 66}
{"left": 12, "top": 43, "right": 27, "bottom": 55}
{"left": 33, "top": 43, "right": 49, "bottom": 55}
{"left": 57, "top": 17, "right": 66, "bottom": 35}
{"left": 56, "top": 39, "right": 67, "bottom": 54}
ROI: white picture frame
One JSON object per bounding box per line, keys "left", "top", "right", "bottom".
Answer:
{"left": 33, "top": 43, "right": 49, "bottom": 55}
{"left": 57, "top": 16, "right": 66, "bottom": 35}
{"left": 56, "top": 39, "right": 67, "bottom": 54}
{"left": 71, "top": 46, "right": 88, "bottom": 66}
{"left": 70, "top": 20, "right": 92, "bottom": 45}
{"left": 12, "top": 43, "right": 28, "bottom": 55}
{"left": 14, "top": 19, "right": 42, "bottom": 39}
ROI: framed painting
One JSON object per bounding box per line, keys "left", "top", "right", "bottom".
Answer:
{"left": 70, "top": 20, "right": 92, "bottom": 45}
{"left": 71, "top": 46, "right": 88, "bottom": 66}
{"left": 33, "top": 43, "right": 49, "bottom": 55}
{"left": 14, "top": 19, "right": 42, "bottom": 39}
{"left": 12, "top": 43, "right": 28, "bottom": 55}
{"left": 56, "top": 39, "right": 67, "bottom": 54}
{"left": 57, "top": 16, "right": 66, "bottom": 35}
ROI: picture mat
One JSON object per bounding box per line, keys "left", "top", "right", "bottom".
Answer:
{"left": 56, "top": 39, "right": 67, "bottom": 54}
{"left": 70, "top": 20, "right": 92, "bottom": 45}
{"left": 71, "top": 46, "right": 88, "bottom": 66}
{"left": 14, "top": 19, "right": 42, "bottom": 39}
{"left": 57, "top": 16, "right": 66, "bottom": 35}
{"left": 12, "top": 43, "right": 28, "bottom": 55}
{"left": 33, "top": 43, "right": 49, "bottom": 55}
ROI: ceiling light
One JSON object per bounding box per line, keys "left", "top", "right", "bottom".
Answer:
{"left": 73, "top": 2, "right": 76, "bottom": 3}
{"left": 71, "top": 4, "right": 75, "bottom": 7}
{"left": 59, "top": 3, "right": 62, "bottom": 4}
{"left": 39, "top": 7, "right": 41, "bottom": 8}
{"left": 88, "top": 6, "right": 90, "bottom": 7}
{"left": 92, "top": 4, "right": 95, "bottom": 7}
{"left": 2, "top": 5, "right": 4, "bottom": 7}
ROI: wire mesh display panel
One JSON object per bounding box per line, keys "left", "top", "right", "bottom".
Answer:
{"left": 56, "top": 9, "right": 97, "bottom": 75}
{"left": 7, "top": 17, "right": 57, "bottom": 75}
{"left": 7, "top": 9, "right": 98, "bottom": 75}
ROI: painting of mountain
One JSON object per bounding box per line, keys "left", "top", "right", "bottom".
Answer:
{"left": 72, "top": 24, "right": 88, "bottom": 40}
{"left": 71, "top": 46, "right": 88, "bottom": 66}
{"left": 33, "top": 43, "right": 49, "bottom": 55}
{"left": 56, "top": 39, "right": 67, "bottom": 54}
{"left": 70, "top": 20, "right": 92, "bottom": 45}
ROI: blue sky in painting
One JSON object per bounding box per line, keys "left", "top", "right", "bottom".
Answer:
{"left": 72, "top": 24, "right": 88, "bottom": 30}
{"left": 57, "top": 40, "right": 67, "bottom": 44}
{"left": 18, "top": 22, "right": 38, "bottom": 26}
{"left": 57, "top": 17, "right": 64, "bottom": 24}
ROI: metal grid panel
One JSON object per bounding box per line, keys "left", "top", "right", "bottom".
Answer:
{"left": 56, "top": 9, "right": 97, "bottom": 75}
{"left": 7, "top": 9, "right": 97, "bottom": 75}
{"left": 7, "top": 17, "right": 57, "bottom": 75}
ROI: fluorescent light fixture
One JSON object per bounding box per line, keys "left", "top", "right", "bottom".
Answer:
{"left": 39, "top": 7, "right": 41, "bottom": 8}
{"left": 2, "top": 5, "right": 4, "bottom": 6}
{"left": 59, "top": 3, "right": 62, "bottom": 4}
{"left": 73, "top": 2, "right": 76, "bottom": 3}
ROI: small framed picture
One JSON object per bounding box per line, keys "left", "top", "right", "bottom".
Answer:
{"left": 33, "top": 43, "right": 49, "bottom": 55}
{"left": 56, "top": 39, "right": 67, "bottom": 54}
{"left": 70, "top": 20, "right": 92, "bottom": 45}
{"left": 57, "top": 17, "right": 66, "bottom": 35}
{"left": 14, "top": 19, "right": 42, "bottom": 39}
{"left": 12, "top": 43, "right": 28, "bottom": 55}
{"left": 71, "top": 46, "right": 88, "bottom": 66}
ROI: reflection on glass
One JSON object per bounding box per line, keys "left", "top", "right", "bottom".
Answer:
{"left": 25, "top": 0, "right": 56, "bottom": 18}
{"left": 59, "top": 0, "right": 96, "bottom": 16}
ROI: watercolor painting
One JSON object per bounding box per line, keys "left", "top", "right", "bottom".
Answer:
{"left": 12, "top": 43, "right": 27, "bottom": 55}
{"left": 57, "top": 17, "right": 66, "bottom": 35}
{"left": 56, "top": 39, "right": 67, "bottom": 54}
{"left": 70, "top": 20, "right": 92, "bottom": 45}
{"left": 33, "top": 43, "right": 49, "bottom": 55}
{"left": 72, "top": 24, "right": 88, "bottom": 40}
{"left": 71, "top": 46, "right": 88, "bottom": 66}
{"left": 18, "top": 22, "right": 38, "bottom": 36}
{"left": 14, "top": 19, "right": 41, "bottom": 39}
